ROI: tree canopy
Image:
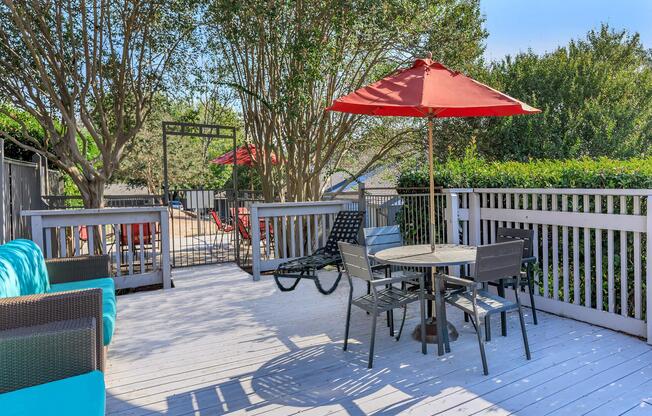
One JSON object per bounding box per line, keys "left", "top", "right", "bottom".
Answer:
{"left": 207, "top": 0, "right": 487, "bottom": 201}
{"left": 0, "top": 0, "right": 199, "bottom": 207}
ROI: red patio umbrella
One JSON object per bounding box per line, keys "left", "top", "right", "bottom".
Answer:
{"left": 212, "top": 144, "right": 279, "bottom": 192}
{"left": 328, "top": 55, "right": 540, "bottom": 251}
{"left": 211, "top": 144, "right": 279, "bottom": 166}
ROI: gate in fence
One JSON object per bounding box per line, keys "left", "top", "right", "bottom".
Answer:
{"left": 167, "top": 188, "right": 264, "bottom": 268}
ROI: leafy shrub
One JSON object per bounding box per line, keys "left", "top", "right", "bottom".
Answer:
{"left": 398, "top": 146, "right": 652, "bottom": 189}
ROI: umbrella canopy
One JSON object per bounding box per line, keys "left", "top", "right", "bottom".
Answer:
{"left": 211, "top": 144, "right": 279, "bottom": 166}
{"left": 328, "top": 58, "right": 539, "bottom": 118}
{"left": 327, "top": 56, "right": 540, "bottom": 251}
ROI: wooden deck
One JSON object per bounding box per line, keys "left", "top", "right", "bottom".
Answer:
{"left": 106, "top": 264, "right": 652, "bottom": 415}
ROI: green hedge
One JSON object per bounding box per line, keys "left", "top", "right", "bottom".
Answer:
{"left": 398, "top": 152, "right": 652, "bottom": 189}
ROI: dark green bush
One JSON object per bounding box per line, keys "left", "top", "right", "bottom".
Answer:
{"left": 398, "top": 148, "right": 652, "bottom": 189}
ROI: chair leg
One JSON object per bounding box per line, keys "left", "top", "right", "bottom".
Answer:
{"left": 473, "top": 313, "right": 489, "bottom": 375}
{"left": 368, "top": 311, "right": 378, "bottom": 369}
{"left": 485, "top": 315, "right": 491, "bottom": 342}
{"left": 314, "top": 268, "right": 343, "bottom": 295}
{"left": 498, "top": 279, "right": 507, "bottom": 337}
{"left": 527, "top": 266, "right": 539, "bottom": 325}
{"left": 396, "top": 306, "right": 407, "bottom": 341}
{"left": 464, "top": 313, "right": 469, "bottom": 322}
{"left": 516, "top": 288, "right": 532, "bottom": 360}
{"left": 343, "top": 287, "right": 353, "bottom": 351}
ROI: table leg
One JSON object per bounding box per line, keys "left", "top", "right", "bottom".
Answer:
{"left": 433, "top": 268, "right": 444, "bottom": 356}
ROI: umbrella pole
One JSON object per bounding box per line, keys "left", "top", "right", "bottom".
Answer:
{"left": 428, "top": 116, "right": 436, "bottom": 252}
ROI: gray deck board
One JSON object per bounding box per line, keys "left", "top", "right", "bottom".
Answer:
{"left": 106, "top": 263, "right": 652, "bottom": 415}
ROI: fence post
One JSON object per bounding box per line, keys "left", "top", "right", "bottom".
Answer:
{"left": 647, "top": 196, "right": 652, "bottom": 344}
{"left": 251, "top": 204, "right": 261, "bottom": 281}
{"left": 445, "top": 192, "right": 460, "bottom": 276}
{"left": 468, "top": 191, "right": 481, "bottom": 246}
{"left": 445, "top": 192, "right": 460, "bottom": 245}
{"left": 29, "top": 213, "right": 44, "bottom": 250}
{"left": 159, "top": 208, "right": 171, "bottom": 289}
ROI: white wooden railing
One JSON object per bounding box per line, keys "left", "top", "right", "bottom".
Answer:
{"left": 446, "top": 188, "right": 652, "bottom": 344}
{"left": 22, "top": 207, "right": 171, "bottom": 290}
{"left": 250, "top": 201, "right": 350, "bottom": 280}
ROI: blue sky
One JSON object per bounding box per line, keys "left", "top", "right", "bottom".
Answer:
{"left": 481, "top": 0, "right": 652, "bottom": 61}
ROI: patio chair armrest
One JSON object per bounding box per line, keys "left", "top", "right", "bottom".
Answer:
{"left": 371, "top": 274, "right": 424, "bottom": 287}
{"left": 437, "top": 273, "right": 475, "bottom": 287}
{"left": 522, "top": 256, "right": 536, "bottom": 264}
{"left": 0, "top": 290, "right": 104, "bottom": 371}
{"left": 46, "top": 255, "right": 111, "bottom": 284}
{"left": 0, "top": 317, "right": 98, "bottom": 393}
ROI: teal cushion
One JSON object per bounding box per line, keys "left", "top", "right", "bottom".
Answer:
{"left": 49, "top": 278, "right": 116, "bottom": 346}
{"left": 0, "top": 239, "right": 50, "bottom": 298}
{"left": 0, "top": 370, "right": 105, "bottom": 416}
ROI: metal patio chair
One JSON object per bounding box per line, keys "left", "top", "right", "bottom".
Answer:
{"left": 339, "top": 242, "right": 427, "bottom": 368}
{"left": 441, "top": 240, "right": 531, "bottom": 375}
{"left": 273, "top": 211, "right": 365, "bottom": 295}
{"left": 484, "top": 227, "right": 538, "bottom": 341}
{"left": 364, "top": 225, "right": 424, "bottom": 335}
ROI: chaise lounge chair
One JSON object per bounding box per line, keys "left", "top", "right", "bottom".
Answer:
{"left": 273, "top": 210, "right": 364, "bottom": 295}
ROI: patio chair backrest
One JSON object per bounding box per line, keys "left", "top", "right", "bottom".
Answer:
{"left": 496, "top": 227, "right": 533, "bottom": 259}
{"left": 473, "top": 241, "right": 524, "bottom": 283}
{"left": 322, "top": 211, "right": 365, "bottom": 255}
{"left": 338, "top": 242, "right": 374, "bottom": 282}
{"left": 210, "top": 210, "right": 226, "bottom": 231}
{"left": 363, "top": 225, "right": 402, "bottom": 256}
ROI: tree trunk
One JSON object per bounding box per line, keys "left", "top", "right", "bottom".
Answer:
{"left": 81, "top": 179, "right": 106, "bottom": 209}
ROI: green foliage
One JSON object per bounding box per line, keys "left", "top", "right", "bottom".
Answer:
{"left": 398, "top": 145, "right": 652, "bottom": 189}
{"left": 0, "top": 105, "right": 46, "bottom": 161}
{"left": 474, "top": 25, "right": 652, "bottom": 161}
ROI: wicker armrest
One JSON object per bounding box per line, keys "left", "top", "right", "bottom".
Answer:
{"left": 45, "top": 255, "right": 111, "bottom": 284}
{"left": 0, "top": 289, "right": 104, "bottom": 371}
{"left": 0, "top": 318, "right": 97, "bottom": 393}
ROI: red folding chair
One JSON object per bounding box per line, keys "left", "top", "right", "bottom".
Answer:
{"left": 210, "top": 210, "right": 234, "bottom": 252}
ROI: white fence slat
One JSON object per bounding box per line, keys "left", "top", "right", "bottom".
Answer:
{"left": 59, "top": 228, "right": 67, "bottom": 257}
{"left": 532, "top": 194, "right": 539, "bottom": 287}
{"left": 552, "top": 194, "right": 559, "bottom": 300}
{"left": 607, "top": 195, "right": 615, "bottom": 313}
{"left": 114, "top": 224, "right": 121, "bottom": 277}
{"left": 45, "top": 228, "right": 52, "bottom": 258}
{"left": 596, "top": 195, "right": 603, "bottom": 311}
{"left": 562, "top": 194, "right": 569, "bottom": 302}
{"left": 298, "top": 216, "right": 304, "bottom": 257}
{"left": 139, "top": 224, "right": 145, "bottom": 275}
{"left": 127, "top": 224, "right": 133, "bottom": 276}
{"left": 620, "top": 195, "right": 628, "bottom": 317}
{"left": 572, "top": 195, "right": 580, "bottom": 305}
{"left": 634, "top": 196, "right": 642, "bottom": 320}
{"left": 542, "top": 194, "right": 549, "bottom": 298}
{"left": 584, "top": 194, "right": 591, "bottom": 308}
{"left": 87, "top": 226, "right": 94, "bottom": 256}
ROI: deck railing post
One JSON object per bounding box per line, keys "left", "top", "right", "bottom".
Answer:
{"left": 445, "top": 192, "right": 460, "bottom": 245}
{"left": 251, "top": 204, "right": 261, "bottom": 281}
{"left": 30, "top": 213, "right": 44, "bottom": 250}
{"left": 446, "top": 192, "right": 460, "bottom": 276}
{"left": 647, "top": 196, "right": 652, "bottom": 344}
{"left": 160, "top": 208, "right": 171, "bottom": 289}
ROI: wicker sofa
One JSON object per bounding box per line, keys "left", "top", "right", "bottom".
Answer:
{"left": 0, "top": 239, "right": 114, "bottom": 414}
{"left": 0, "top": 239, "right": 117, "bottom": 367}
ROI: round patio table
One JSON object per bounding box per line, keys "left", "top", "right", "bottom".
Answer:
{"left": 374, "top": 244, "right": 477, "bottom": 356}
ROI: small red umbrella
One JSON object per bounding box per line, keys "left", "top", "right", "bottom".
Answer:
{"left": 328, "top": 55, "right": 540, "bottom": 250}
{"left": 211, "top": 144, "right": 279, "bottom": 166}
